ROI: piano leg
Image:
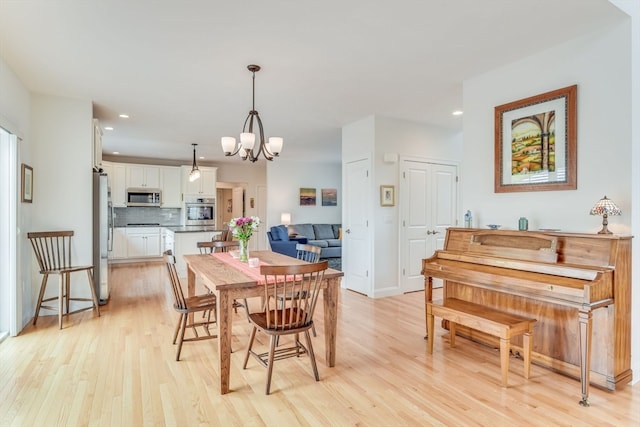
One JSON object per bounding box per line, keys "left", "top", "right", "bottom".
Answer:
{"left": 578, "top": 309, "right": 593, "bottom": 406}
{"left": 424, "top": 276, "right": 433, "bottom": 340}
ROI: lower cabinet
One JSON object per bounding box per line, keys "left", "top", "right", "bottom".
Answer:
{"left": 109, "top": 227, "right": 128, "bottom": 259}
{"left": 174, "top": 231, "right": 222, "bottom": 277}
{"left": 118, "top": 227, "right": 162, "bottom": 259}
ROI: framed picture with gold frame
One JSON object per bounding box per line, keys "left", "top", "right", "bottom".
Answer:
{"left": 380, "top": 185, "right": 394, "bottom": 207}
{"left": 494, "top": 85, "right": 577, "bottom": 193}
{"left": 21, "top": 163, "right": 33, "bottom": 203}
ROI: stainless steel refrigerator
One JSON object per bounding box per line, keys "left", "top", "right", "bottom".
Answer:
{"left": 93, "top": 170, "right": 112, "bottom": 304}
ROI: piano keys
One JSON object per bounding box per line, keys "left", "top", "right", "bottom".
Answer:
{"left": 421, "top": 228, "right": 632, "bottom": 406}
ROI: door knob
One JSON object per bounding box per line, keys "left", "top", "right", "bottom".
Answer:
{"left": 345, "top": 229, "right": 351, "bottom": 234}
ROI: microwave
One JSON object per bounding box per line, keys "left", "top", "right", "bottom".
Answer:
{"left": 184, "top": 197, "right": 215, "bottom": 226}
{"left": 126, "top": 188, "right": 162, "bottom": 207}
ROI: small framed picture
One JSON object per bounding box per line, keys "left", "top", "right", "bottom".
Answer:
{"left": 321, "top": 188, "right": 337, "bottom": 206}
{"left": 380, "top": 185, "right": 394, "bottom": 207}
{"left": 21, "top": 163, "right": 33, "bottom": 203}
{"left": 299, "top": 187, "right": 316, "bottom": 206}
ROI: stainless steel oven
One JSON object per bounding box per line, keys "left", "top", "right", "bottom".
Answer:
{"left": 184, "top": 197, "right": 216, "bottom": 226}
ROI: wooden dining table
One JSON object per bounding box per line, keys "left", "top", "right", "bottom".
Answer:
{"left": 183, "top": 251, "right": 344, "bottom": 394}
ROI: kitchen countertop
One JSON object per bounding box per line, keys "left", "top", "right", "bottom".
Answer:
{"left": 164, "top": 226, "right": 224, "bottom": 233}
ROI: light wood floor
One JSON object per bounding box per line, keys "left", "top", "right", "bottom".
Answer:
{"left": 1, "top": 262, "right": 638, "bottom": 426}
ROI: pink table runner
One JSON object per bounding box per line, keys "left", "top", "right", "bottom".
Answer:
{"left": 210, "top": 252, "right": 302, "bottom": 284}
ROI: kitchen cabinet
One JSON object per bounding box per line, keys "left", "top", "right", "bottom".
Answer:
{"left": 182, "top": 166, "right": 217, "bottom": 196}
{"left": 126, "top": 165, "right": 161, "bottom": 189}
{"left": 173, "top": 230, "right": 221, "bottom": 277}
{"left": 103, "top": 162, "right": 127, "bottom": 207}
{"left": 162, "top": 228, "right": 175, "bottom": 254}
{"left": 126, "top": 227, "right": 161, "bottom": 258}
{"left": 109, "top": 227, "right": 128, "bottom": 259}
{"left": 161, "top": 166, "right": 182, "bottom": 208}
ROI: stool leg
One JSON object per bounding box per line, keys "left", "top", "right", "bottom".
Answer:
{"left": 33, "top": 274, "right": 49, "bottom": 326}
{"left": 523, "top": 331, "right": 532, "bottom": 379}
{"left": 500, "top": 338, "right": 509, "bottom": 387}
{"left": 87, "top": 269, "right": 101, "bottom": 316}
{"left": 58, "top": 274, "right": 65, "bottom": 329}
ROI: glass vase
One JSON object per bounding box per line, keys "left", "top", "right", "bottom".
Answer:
{"left": 239, "top": 239, "right": 249, "bottom": 262}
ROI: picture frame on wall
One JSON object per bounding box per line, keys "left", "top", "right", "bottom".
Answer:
{"left": 299, "top": 187, "right": 316, "bottom": 206}
{"left": 494, "top": 84, "right": 577, "bottom": 193}
{"left": 21, "top": 163, "right": 33, "bottom": 203}
{"left": 321, "top": 188, "right": 337, "bottom": 206}
{"left": 380, "top": 185, "right": 394, "bottom": 207}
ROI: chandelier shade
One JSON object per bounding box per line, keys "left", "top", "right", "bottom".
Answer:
{"left": 221, "top": 64, "right": 283, "bottom": 162}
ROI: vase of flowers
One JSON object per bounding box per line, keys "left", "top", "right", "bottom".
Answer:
{"left": 228, "top": 216, "right": 260, "bottom": 262}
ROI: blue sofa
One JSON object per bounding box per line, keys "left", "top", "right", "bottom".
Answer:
{"left": 267, "top": 223, "right": 341, "bottom": 259}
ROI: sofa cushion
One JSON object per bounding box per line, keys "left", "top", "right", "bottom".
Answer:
{"left": 290, "top": 223, "right": 315, "bottom": 239}
{"left": 313, "top": 224, "right": 335, "bottom": 240}
{"left": 307, "top": 240, "right": 328, "bottom": 248}
{"left": 325, "top": 239, "right": 342, "bottom": 247}
{"left": 271, "top": 225, "right": 289, "bottom": 241}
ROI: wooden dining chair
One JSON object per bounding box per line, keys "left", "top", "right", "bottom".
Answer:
{"left": 295, "top": 243, "right": 321, "bottom": 263}
{"left": 164, "top": 250, "right": 218, "bottom": 361}
{"left": 27, "top": 231, "right": 101, "bottom": 329}
{"left": 243, "top": 260, "right": 328, "bottom": 394}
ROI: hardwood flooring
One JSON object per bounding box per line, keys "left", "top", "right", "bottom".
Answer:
{"left": 0, "top": 261, "right": 638, "bottom": 426}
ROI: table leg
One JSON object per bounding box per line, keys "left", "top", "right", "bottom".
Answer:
{"left": 217, "top": 290, "right": 233, "bottom": 394}
{"left": 323, "top": 277, "right": 339, "bottom": 367}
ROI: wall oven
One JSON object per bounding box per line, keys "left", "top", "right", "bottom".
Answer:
{"left": 184, "top": 197, "right": 216, "bottom": 226}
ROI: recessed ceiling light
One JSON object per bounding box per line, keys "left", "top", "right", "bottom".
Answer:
{"left": 119, "top": 114, "right": 129, "bottom": 119}
{"left": 104, "top": 126, "right": 114, "bottom": 131}
{"left": 113, "top": 151, "right": 120, "bottom": 155}
{"left": 452, "top": 110, "right": 463, "bottom": 116}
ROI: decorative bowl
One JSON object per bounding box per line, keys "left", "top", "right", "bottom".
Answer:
{"left": 486, "top": 224, "right": 501, "bottom": 230}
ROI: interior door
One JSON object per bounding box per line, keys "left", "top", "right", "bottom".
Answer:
{"left": 400, "top": 160, "right": 457, "bottom": 292}
{"left": 343, "top": 158, "right": 371, "bottom": 296}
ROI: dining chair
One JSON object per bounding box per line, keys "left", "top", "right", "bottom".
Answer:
{"left": 295, "top": 243, "right": 321, "bottom": 263}
{"left": 164, "top": 250, "right": 218, "bottom": 361}
{"left": 196, "top": 239, "right": 248, "bottom": 319}
{"left": 27, "top": 230, "right": 101, "bottom": 329}
{"left": 243, "top": 260, "right": 329, "bottom": 394}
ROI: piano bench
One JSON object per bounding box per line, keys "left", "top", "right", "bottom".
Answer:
{"left": 427, "top": 298, "right": 536, "bottom": 388}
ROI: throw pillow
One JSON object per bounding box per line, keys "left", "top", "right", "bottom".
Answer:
{"left": 313, "top": 224, "right": 335, "bottom": 240}
{"left": 272, "top": 225, "right": 289, "bottom": 241}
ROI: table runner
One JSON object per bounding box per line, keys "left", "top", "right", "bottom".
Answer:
{"left": 210, "top": 252, "right": 303, "bottom": 284}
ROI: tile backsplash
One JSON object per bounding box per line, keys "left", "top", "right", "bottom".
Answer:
{"left": 114, "top": 207, "right": 182, "bottom": 227}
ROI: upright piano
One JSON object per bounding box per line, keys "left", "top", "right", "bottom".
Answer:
{"left": 421, "top": 228, "right": 632, "bottom": 406}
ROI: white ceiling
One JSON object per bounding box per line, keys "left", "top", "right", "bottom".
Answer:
{"left": 0, "top": 0, "right": 626, "bottom": 165}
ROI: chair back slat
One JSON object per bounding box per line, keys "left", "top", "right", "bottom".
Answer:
{"left": 164, "top": 250, "right": 187, "bottom": 310}
{"left": 212, "top": 240, "right": 240, "bottom": 253}
{"left": 27, "top": 231, "right": 74, "bottom": 272}
{"left": 260, "top": 261, "right": 328, "bottom": 330}
{"left": 295, "top": 243, "right": 322, "bottom": 263}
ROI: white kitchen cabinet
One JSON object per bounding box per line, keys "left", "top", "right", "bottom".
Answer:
{"left": 126, "top": 164, "right": 161, "bottom": 188}
{"left": 163, "top": 228, "right": 175, "bottom": 254}
{"left": 182, "top": 166, "right": 217, "bottom": 196}
{"left": 126, "top": 227, "right": 161, "bottom": 258}
{"left": 109, "top": 227, "right": 128, "bottom": 259}
{"left": 173, "top": 230, "right": 221, "bottom": 277}
{"left": 161, "top": 166, "right": 182, "bottom": 208}
{"left": 110, "top": 163, "right": 127, "bottom": 207}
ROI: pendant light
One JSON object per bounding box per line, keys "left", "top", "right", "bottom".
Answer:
{"left": 221, "top": 64, "right": 283, "bottom": 162}
{"left": 189, "top": 143, "right": 201, "bottom": 182}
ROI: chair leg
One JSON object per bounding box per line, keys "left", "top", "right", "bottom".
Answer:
{"left": 58, "top": 274, "right": 65, "bottom": 329}
{"left": 86, "top": 269, "right": 101, "bottom": 316}
{"left": 243, "top": 326, "right": 258, "bottom": 369}
{"left": 33, "top": 274, "right": 49, "bottom": 326}
{"left": 172, "top": 315, "right": 182, "bottom": 344}
{"left": 243, "top": 298, "right": 250, "bottom": 323}
{"left": 304, "top": 330, "right": 320, "bottom": 381}
{"left": 265, "top": 335, "right": 277, "bottom": 395}
{"left": 175, "top": 313, "right": 188, "bottom": 361}
{"left": 65, "top": 273, "right": 71, "bottom": 318}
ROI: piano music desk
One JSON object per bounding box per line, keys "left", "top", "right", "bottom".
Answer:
{"left": 427, "top": 298, "right": 536, "bottom": 387}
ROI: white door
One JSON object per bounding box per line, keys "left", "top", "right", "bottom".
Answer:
{"left": 400, "top": 160, "right": 457, "bottom": 292}
{"left": 232, "top": 187, "right": 244, "bottom": 218}
{"left": 256, "top": 185, "right": 267, "bottom": 250}
{"left": 343, "top": 158, "right": 371, "bottom": 296}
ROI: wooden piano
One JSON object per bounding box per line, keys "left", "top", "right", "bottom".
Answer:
{"left": 421, "top": 228, "right": 632, "bottom": 406}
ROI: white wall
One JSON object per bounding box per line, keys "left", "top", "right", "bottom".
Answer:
{"left": 30, "top": 94, "right": 94, "bottom": 312}
{"left": 462, "top": 23, "right": 631, "bottom": 233}
{"left": 266, "top": 159, "right": 342, "bottom": 229}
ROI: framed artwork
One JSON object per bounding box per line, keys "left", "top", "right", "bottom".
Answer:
{"left": 21, "top": 163, "right": 33, "bottom": 203}
{"left": 321, "top": 188, "right": 337, "bottom": 206}
{"left": 494, "top": 85, "right": 577, "bottom": 193}
{"left": 380, "top": 185, "right": 395, "bottom": 207}
{"left": 299, "top": 187, "right": 316, "bottom": 206}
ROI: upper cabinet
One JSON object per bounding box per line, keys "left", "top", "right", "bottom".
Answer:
{"left": 102, "top": 161, "right": 127, "bottom": 207}
{"left": 182, "top": 166, "right": 217, "bottom": 196}
{"left": 92, "top": 119, "right": 103, "bottom": 169}
{"left": 161, "top": 167, "right": 182, "bottom": 208}
{"left": 126, "top": 165, "right": 161, "bottom": 188}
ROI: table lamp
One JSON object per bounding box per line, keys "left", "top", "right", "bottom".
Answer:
{"left": 589, "top": 195, "right": 621, "bottom": 234}
{"left": 280, "top": 212, "right": 291, "bottom": 226}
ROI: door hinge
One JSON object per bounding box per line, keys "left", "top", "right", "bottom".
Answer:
{"left": 456, "top": 176, "right": 459, "bottom": 183}
{"left": 366, "top": 270, "right": 369, "bottom": 277}
{"left": 402, "top": 268, "right": 405, "bottom": 276}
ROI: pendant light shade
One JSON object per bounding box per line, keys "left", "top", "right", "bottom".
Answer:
{"left": 189, "top": 143, "right": 201, "bottom": 182}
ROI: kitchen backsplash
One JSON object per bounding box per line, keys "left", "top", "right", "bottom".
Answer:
{"left": 114, "top": 207, "right": 181, "bottom": 227}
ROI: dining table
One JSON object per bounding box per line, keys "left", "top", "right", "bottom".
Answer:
{"left": 183, "top": 250, "right": 344, "bottom": 394}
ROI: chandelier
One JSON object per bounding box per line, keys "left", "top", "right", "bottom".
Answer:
{"left": 221, "top": 65, "right": 283, "bottom": 162}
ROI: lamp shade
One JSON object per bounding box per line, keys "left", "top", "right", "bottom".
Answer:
{"left": 280, "top": 212, "right": 291, "bottom": 226}
{"left": 589, "top": 195, "right": 621, "bottom": 234}
{"left": 221, "top": 137, "right": 236, "bottom": 154}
